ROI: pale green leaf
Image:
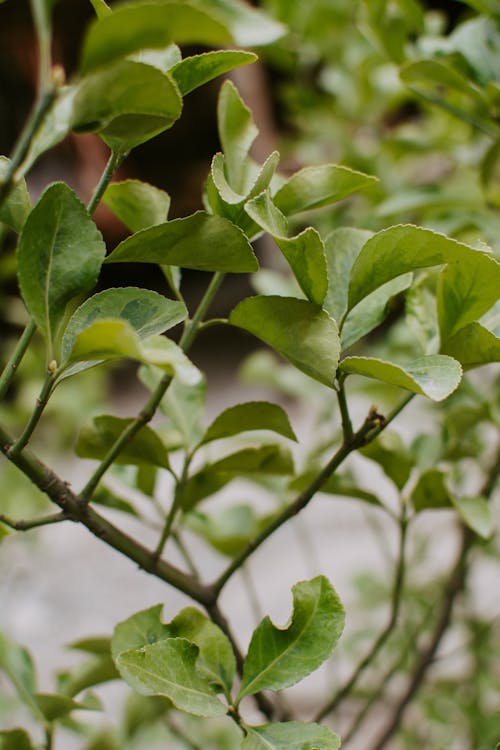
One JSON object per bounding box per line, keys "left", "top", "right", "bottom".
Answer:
{"left": 172, "top": 50, "right": 256, "bottom": 96}
{"left": 22, "top": 87, "right": 75, "bottom": 174}
{"left": 103, "top": 180, "right": 170, "bottom": 232}
{"left": 80, "top": 2, "right": 231, "bottom": 74}
{"left": 339, "top": 354, "right": 462, "bottom": 401}
{"left": 322, "top": 227, "right": 373, "bottom": 322}
{"left": 0, "top": 157, "right": 31, "bottom": 232}
{"left": 89, "top": 0, "right": 111, "bottom": 18}
{"left": 58, "top": 653, "right": 119, "bottom": 697}
{"left": 17, "top": 183, "right": 105, "bottom": 357}
{"left": 452, "top": 496, "right": 494, "bottom": 539}
{"left": 238, "top": 576, "right": 344, "bottom": 699}
{"left": 116, "top": 639, "right": 226, "bottom": 717}
{"left": 245, "top": 191, "right": 328, "bottom": 305}
{"left": 35, "top": 692, "right": 99, "bottom": 721}
{"left": 202, "top": 401, "right": 296, "bottom": 444}
{"left": 348, "top": 225, "right": 497, "bottom": 311}
{"left": 187, "top": 505, "right": 267, "bottom": 556}
{"left": 229, "top": 296, "right": 340, "bottom": 387}
{"left": 169, "top": 608, "right": 236, "bottom": 694}
{"left": 72, "top": 61, "right": 182, "bottom": 152}
{"left": 62, "top": 287, "right": 186, "bottom": 364}
{"left": 405, "top": 282, "right": 439, "bottom": 355}
{"left": 106, "top": 211, "right": 258, "bottom": 272}
{"left": 437, "top": 255, "right": 500, "bottom": 341}
{"left": 411, "top": 470, "right": 452, "bottom": 512}
{"left": 68, "top": 638, "right": 111, "bottom": 655}
{"left": 141, "top": 336, "right": 202, "bottom": 385}
{"left": 0, "top": 633, "right": 43, "bottom": 721}
{"left": 341, "top": 273, "right": 412, "bottom": 349}
{"left": 400, "top": 59, "right": 488, "bottom": 106}
{"left": 218, "top": 80, "right": 258, "bottom": 193}
{"left": 0, "top": 730, "right": 35, "bottom": 750}
{"left": 272, "top": 164, "right": 377, "bottom": 216}
{"left": 441, "top": 322, "right": 500, "bottom": 369}
{"left": 242, "top": 722, "right": 340, "bottom": 750}
{"left": 76, "top": 415, "right": 171, "bottom": 469}
{"left": 290, "top": 472, "right": 385, "bottom": 509}
{"left": 112, "top": 605, "right": 170, "bottom": 661}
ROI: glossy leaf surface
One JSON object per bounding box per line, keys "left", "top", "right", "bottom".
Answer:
{"left": 238, "top": 576, "right": 344, "bottom": 699}
{"left": 172, "top": 50, "right": 256, "bottom": 95}
{"left": 202, "top": 401, "right": 296, "bottom": 444}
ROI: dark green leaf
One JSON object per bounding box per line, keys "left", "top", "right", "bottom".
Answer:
{"left": 229, "top": 296, "right": 340, "bottom": 387}
{"left": 116, "top": 639, "right": 227, "bottom": 717}
{"left": 273, "top": 164, "right": 377, "bottom": 216}
{"left": 238, "top": 576, "right": 344, "bottom": 699}
{"left": 339, "top": 354, "right": 462, "bottom": 401}
{"left": 242, "top": 722, "right": 340, "bottom": 750}
{"left": 17, "top": 183, "right": 105, "bottom": 358}
{"left": 411, "top": 470, "right": 452, "bottom": 512}
{"left": 93, "top": 486, "right": 141, "bottom": 517}
{"left": 62, "top": 287, "right": 186, "bottom": 365}
{"left": 441, "top": 322, "right": 500, "bottom": 369}
{"left": 172, "top": 50, "right": 256, "bottom": 96}
{"left": 0, "top": 157, "right": 31, "bottom": 232}
{"left": 348, "top": 225, "right": 497, "bottom": 311}
{"left": 35, "top": 692, "right": 99, "bottom": 721}
{"left": 76, "top": 415, "right": 170, "bottom": 468}
{"left": 73, "top": 61, "right": 182, "bottom": 151}
{"left": 360, "top": 432, "right": 414, "bottom": 490}
{"left": 202, "top": 401, "right": 296, "bottom": 444}
{"left": 106, "top": 211, "right": 258, "bottom": 272}
{"left": 0, "top": 730, "right": 35, "bottom": 750}
{"left": 80, "top": 2, "right": 231, "bottom": 74}
{"left": 103, "top": 180, "right": 170, "bottom": 232}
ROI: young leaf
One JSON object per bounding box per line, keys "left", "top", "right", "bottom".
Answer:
{"left": 111, "top": 605, "right": 171, "bottom": 661}
{"left": 0, "top": 730, "right": 35, "bottom": 750}
{"left": 218, "top": 80, "right": 258, "bottom": 193}
{"left": 80, "top": 2, "right": 231, "bottom": 74}
{"left": 169, "top": 608, "right": 236, "bottom": 694}
{"left": 437, "top": 256, "right": 500, "bottom": 342}
{"left": 245, "top": 191, "right": 328, "bottom": 305}
{"left": 187, "top": 505, "right": 268, "bottom": 556}
{"left": 272, "top": 164, "right": 377, "bottom": 216}
{"left": 323, "top": 227, "right": 373, "bottom": 323}
{"left": 229, "top": 296, "right": 340, "bottom": 387}
{"left": 347, "top": 225, "right": 498, "bottom": 311}
{"left": 451, "top": 496, "right": 493, "bottom": 539}
{"left": 103, "top": 181, "right": 171, "bottom": 232}
{"left": 62, "top": 287, "right": 186, "bottom": 364}
{"left": 106, "top": 211, "right": 258, "bottom": 272}
{"left": 339, "top": 354, "right": 462, "bottom": 401}
{"left": 441, "top": 322, "right": 500, "bottom": 369}
{"left": 238, "top": 576, "right": 344, "bottom": 699}
{"left": 171, "top": 50, "right": 257, "bottom": 96}
{"left": 17, "top": 183, "right": 105, "bottom": 358}
{"left": 0, "top": 157, "right": 31, "bottom": 232}
{"left": 242, "top": 722, "right": 340, "bottom": 750}
{"left": 116, "top": 639, "right": 227, "bottom": 717}
{"left": 76, "top": 416, "right": 171, "bottom": 469}
{"left": 202, "top": 401, "right": 297, "bottom": 445}
{"left": 72, "top": 61, "right": 183, "bottom": 152}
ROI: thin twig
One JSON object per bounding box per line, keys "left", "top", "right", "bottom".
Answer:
{"left": 86, "top": 150, "right": 126, "bottom": 214}
{"left": 154, "top": 455, "right": 192, "bottom": 559}
{"left": 8, "top": 371, "right": 56, "bottom": 456}
{"left": 0, "top": 511, "right": 67, "bottom": 531}
{"left": 336, "top": 375, "right": 353, "bottom": 442}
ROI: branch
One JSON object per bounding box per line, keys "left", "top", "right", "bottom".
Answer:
{"left": 0, "top": 510, "right": 67, "bottom": 531}
{"left": 8, "top": 371, "right": 56, "bottom": 456}
{"left": 86, "top": 150, "right": 126, "bottom": 214}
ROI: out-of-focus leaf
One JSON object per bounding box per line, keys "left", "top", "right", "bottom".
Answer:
{"left": 171, "top": 50, "right": 256, "bottom": 96}
{"left": 76, "top": 415, "right": 171, "bottom": 468}
{"left": 0, "top": 157, "right": 31, "bottom": 232}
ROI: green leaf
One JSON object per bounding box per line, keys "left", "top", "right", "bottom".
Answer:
{"left": 289, "top": 472, "right": 385, "bottom": 509}
{"left": 0, "top": 730, "right": 35, "bottom": 750}
{"left": 437, "top": 255, "right": 500, "bottom": 342}
{"left": 187, "top": 504, "right": 267, "bottom": 556}
{"left": 272, "top": 164, "right": 377, "bottom": 216}
{"left": 242, "top": 722, "right": 340, "bottom": 750}
{"left": 22, "top": 87, "right": 75, "bottom": 174}
{"left": 405, "top": 281, "right": 439, "bottom": 355}
{"left": 62, "top": 287, "right": 186, "bottom": 365}
{"left": 112, "top": 605, "right": 170, "bottom": 661}
{"left": 116, "top": 639, "right": 227, "bottom": 717}
{"left": 341, "top": 274, "right": 412, "bottom": 349}
{"left": 76, "top": 416, "right": 171, "bottom": 469}
{"left": 441, "top": 322, "right": 500, "bottom": 369}
{"left": 169, "top": 608, "right": 236, "bottom": 694}
{"left": 35, "top": 692, "right": 99, "bottom": 721}
{"left": 202, "top": 401, "right": 296, "bottom": 444}
{"left": 322, "top": 227, "right": 373, "bottom": 322}
{"left": 89, "top": 0, "right": 111, "bottom": 18}
{"left": 103, "top": 180, "right": 170, "bottom": 232}
{"left": 17, "top": 183, "right": 105, "bottom": 358}
{"left": 68, "top": 637, "right": 111, "bottom": 655}
{"left": 0, "top": 157, "right": 31, "bottom": 232}
{"left": 188, "top": 0, "right": 285, "bottom": 47}
{"left": 452, "top": 496, "right": 494, "bottom": 539}
{"left": 400, "top": 59, "right": 489, "bottom": 106}
{"left": 106, "top": 211, "right": 258, "bottom": 272}
{"left": 245, "top": 191, "right": 328, "bottom": 305}
{"left": 133, "top": 43, "right": 182, "bottom": 73}
{"left": 72, "top": 61, "right": 182, "bottom": 152}
{"left": 410, "top": 470, "right": 452, "bottom": 512}
{"left": 339, "top": 354, "right": 462, "bottom": 401}
{"left": 0, "top": 633, "right": 43, "bottom": 721}
{"left": 80, "top": 2, "right": 231, "bottom": 74}
{"left": 218, "top": 80, "right": 258, "bottom": 193}
{"left": 229, "top": 296, "right": 340, "bottom": 387}
{"left": 360, "top": 432, "right": 414, "bottom": 490}
{"left": 172, "top": 50, "right": 257, "bottom": 96}
{"left": 238, "top": 576, "right": 344, "bottom": 699}
{"left": 347, "top": 225, "right": 497, "bottom": 311}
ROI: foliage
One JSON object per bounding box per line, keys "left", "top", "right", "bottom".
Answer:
{"left": 0, "top": 1, "right": 498, "bottom": 748}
